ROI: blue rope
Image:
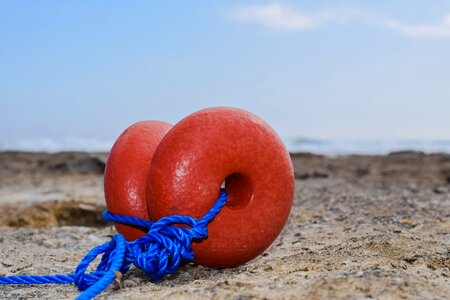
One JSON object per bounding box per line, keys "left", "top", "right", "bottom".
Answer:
{"left": 0, "top": 189, "right": 228, "bottom": 300}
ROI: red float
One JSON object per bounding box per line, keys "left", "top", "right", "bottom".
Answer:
{"left": 104, "top": 120, "right": 172, "bottom": 240}
{"left": 105, "top": 107, "right": 294, "bottom": 268}
{"left": 148, "top": 107, "right": 294, "bottom": 268}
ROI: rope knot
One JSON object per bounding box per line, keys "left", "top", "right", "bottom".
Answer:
{"left": 126, "top": 215, "right": 202, "bottom": 280}
{"left": 101, "top": 189, "right": 228, "bottom": 281}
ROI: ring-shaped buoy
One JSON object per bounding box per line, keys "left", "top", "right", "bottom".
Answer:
{"left": 104, "top": 120, "right": 172, "bottom": 240}
{"left": 147, "top": 107, "right": 294, "bottom": 268}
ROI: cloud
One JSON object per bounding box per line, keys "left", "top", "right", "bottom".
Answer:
{"left": 232, "top": 3, "right": 321, "bottom": 30}
{"left": 231, "top": 3, "right": 450, "bottom": 38}
{"left": 383, "top": 14, "right": 450, "bottom": 38}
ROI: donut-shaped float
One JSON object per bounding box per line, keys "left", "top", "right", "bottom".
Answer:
{"left": 148, "top": 107, "right": 294, "bottom": 268}
{"left": 104, "top": 120, "right": 172, "bottom": 240}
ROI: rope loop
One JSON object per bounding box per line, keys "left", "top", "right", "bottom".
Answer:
{"left": 0, "top": 189, "right": 228, "bottom": 300}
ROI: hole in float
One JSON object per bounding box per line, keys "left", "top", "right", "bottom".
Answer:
{"left": 223, "top": 173, "right": 253, "bottom": 210}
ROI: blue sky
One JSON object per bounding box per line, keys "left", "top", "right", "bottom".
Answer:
{"left": 1, "top": 1, "right": 450, "bottom": 151}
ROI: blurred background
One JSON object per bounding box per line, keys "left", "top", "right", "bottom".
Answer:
{"left": 1, "top": 1, "right": 450, "bottom": 155}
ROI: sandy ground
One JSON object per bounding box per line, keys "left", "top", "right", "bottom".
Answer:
{"left": 0, "top": 151, "right": 449, "bottom": 299}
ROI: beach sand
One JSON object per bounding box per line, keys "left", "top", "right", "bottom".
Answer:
{"left": 0, "top": 151, "right": 449, "bottom": 299}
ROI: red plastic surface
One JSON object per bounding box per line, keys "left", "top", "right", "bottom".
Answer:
{"left": 104, "top": 120, "right": 172, "bottom": 240}
{"left": 147, "top": 107, "right": 294, "bottom": 268}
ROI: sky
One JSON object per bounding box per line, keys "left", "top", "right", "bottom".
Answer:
{"left": 1, "top": 1, "right": 450, "bottom": 152}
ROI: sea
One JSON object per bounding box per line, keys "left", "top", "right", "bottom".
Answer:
{"left": 285, "top": 138, "right": 450, "bottom": 156}
{"left": 1, "top": 137, "right": 450, "bottom": 156}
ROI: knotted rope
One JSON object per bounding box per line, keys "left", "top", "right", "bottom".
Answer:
{"left": 0, "top": 189, "right": 228, "bottom": 300}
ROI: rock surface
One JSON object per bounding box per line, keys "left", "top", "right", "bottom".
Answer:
{"left": 0, "top": 151, "right": 449, "bottom": 299}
